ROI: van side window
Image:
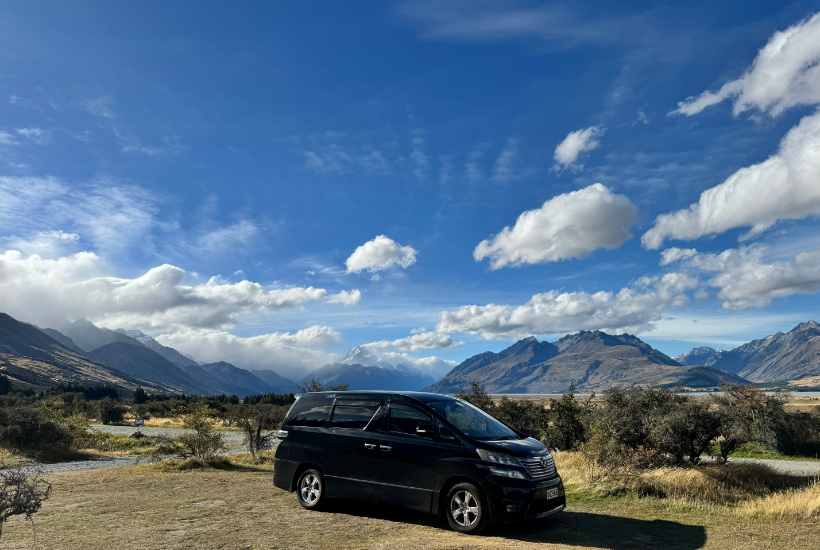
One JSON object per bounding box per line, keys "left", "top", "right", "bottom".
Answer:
{"left": 330, "top": 403, "right": 381, "bottom": 429}
{"left": 389, "top": 405, "right": 431, "bottom": 436}
{"left": 437, "top": 420, "right": 460, "bottom": 443}
{"left": 285, "top": 398, "right": 331, "bottom": 428}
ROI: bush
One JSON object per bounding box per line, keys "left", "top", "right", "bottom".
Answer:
{"left": 230, "top": 404, "right": 289, "bottom": 459}
{"left": 97, "top": 397, "right": 127, "bottom": 425}
{"left": 176, "top": 403, "right": 225, "bottom": 459}
{"left": 0, "top": 464, "right": 51, "bottom": 538}
{"left": 543, "top": 383, "right": 593, "bottom": 450}
{"left": 0, "top": 404, "right": 88, "bottom": 458}
{"left": 133, "top": 387, "right": 148, "bottom": 405}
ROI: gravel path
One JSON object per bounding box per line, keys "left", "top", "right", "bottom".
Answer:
{"left": 728, "top": 456, "right": 820, "bottom": 476}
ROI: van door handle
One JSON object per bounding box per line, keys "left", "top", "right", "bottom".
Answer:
{"left": 364, "top": 443, "right": 376, "bottom": 450}
{"left": 380, "top": 445, "right": 392, "bottom": 451}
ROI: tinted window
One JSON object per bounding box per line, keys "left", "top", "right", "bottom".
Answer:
{"left": 285, "top": 398, "right": 331, "bottom": 428}
{"left": 389, "top": 406, "right": 431, "bottom": 435}
{"left": 330, "top": 403, "right": 381, "bottom": 429}
{"left": 437, "top": 420, "right": 459, "bottom": 442}
{"left": 428, "top": 399, "right": 516, "bottom": 440}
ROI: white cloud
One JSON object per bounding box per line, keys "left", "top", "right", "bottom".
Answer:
{"left": 435, "top": 273, "right": 698, "bottom": 339}
{"left": 473, "top": 183, "right": 638, "bottom": 269}
{"left": 0, "top": 249, "right": 360, "bottom": 331}
{"left": 491, "top": 139, "right": 520, "bottom": 183}
{"left": 345, "top": 235, "right": 418, "bottom": 274}
{"left": 326, "top": 289, "right": 362, "bottom": 306}
{"left": 0, "top": 132, "right": 16, "bottom": 145}
{"left": 410, "top": 129, "right": 429, "bottom": 182}
{"left": 5, "top": 230, "right": 80, "bottom": 258}
{"left": 553, "top": 126, "right": 604, "bottom": 169}
{"left": 363, "top": 331, "right": 463, "bottom": 353}
{"left": 155, "top": 327, "right": 340, "bottom": 380}
{"left": 16, "top": 128, "right": 49, "bottom": 144}
{"left": 464, "top": 147, "right": 484, "bottom": 184}
{"left": 379, "top": 352, "right": 458, "bottom": 378}
{"left": 195, "top": 220, "right": 259, "bottom": 254}
{"left": 661, "top": 244, "right": 820, "bottom": 310}
{"left": 303, "top": 143, "right": 391, "bottom": 175}
{"left": 642, "top": 111, "right": 820, "bottom": 249}
{"left": 83, "top": 97, "right": 115, "bottom": 118}
{"left": 671, "top": 13, "right": 820, "bottom": 117}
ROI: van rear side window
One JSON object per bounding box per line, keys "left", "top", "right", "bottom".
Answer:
{"left": 286, "top": 398, "right": 331, "bottom": 428}
{"left": 330, "top": 403, "right": 381, "bottom": 429}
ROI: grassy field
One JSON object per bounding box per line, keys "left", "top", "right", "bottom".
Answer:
{"left": 1, "top": 453, "right": 817, "bottom": 550}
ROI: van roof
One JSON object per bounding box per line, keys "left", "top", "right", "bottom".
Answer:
{"left": 296, "top": 390, "right": 458, "bottom": 403}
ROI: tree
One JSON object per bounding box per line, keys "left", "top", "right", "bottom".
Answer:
{"left": 231, "top": 404, "right": 289, "bottom": 459}
{"left": 0, "top": 464, "right": 51, "bottom": 538}
{"left": 0, "top": 376, "right": 11, "bottom": 396}
{"left": 97, "top": 397, "right": 126, "bottom": 425}
{"left": 133, "top": 387, "right": 148, "bottom": 405}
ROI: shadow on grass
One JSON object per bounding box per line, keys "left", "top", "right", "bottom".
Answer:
{"left": 323, "top": 501, "right": 707, "bottom": 550}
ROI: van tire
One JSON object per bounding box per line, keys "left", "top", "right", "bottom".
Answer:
{"left": 444, "top": 482, "right": 489, "bottom": 534}
{"left": 296, "top": 468, "right": 326, "bottom": 510}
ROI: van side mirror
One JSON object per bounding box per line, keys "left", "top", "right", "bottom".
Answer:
{"left": 416, "top": 423, "right": 435, "bottom": 437}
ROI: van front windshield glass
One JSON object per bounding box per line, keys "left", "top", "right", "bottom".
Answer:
{"left": 427, "top": 400, "right": 517, "bottom": 440}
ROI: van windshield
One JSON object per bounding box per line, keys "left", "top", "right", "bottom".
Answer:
{"left": 427, "top": 400, "right": 517, "bottom": 440}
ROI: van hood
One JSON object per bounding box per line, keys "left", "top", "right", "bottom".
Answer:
{"left": 478, "top": 437, "right": 548, "bottom": 457}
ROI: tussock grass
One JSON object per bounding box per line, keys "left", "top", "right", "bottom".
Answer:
{"left": 553, "top": 451, "right": 810, "bottom": 506}
{"left": 134, "top": 451, "right": 275, "bottom": 472}
{"left": 740, "top": 480, "right": 820, "bottom": 519}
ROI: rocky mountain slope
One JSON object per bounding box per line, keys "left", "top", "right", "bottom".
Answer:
{"left": 88, "top": 342, "right": 215, "bottom": 395}
{"left": 0, "top": 313, "right": 163, "bottom": 392}
{"left": 248, "top": 369, "right": 299, "bottom": 393}
{"left": 115, "top": 329, "right": 198, "bottom": 367}
{"left": 673, "top": 346, "right": 724, "bottom": 367}
{"left": 63, "top": 319, "right": 145, "bottom": 352}
{"left": 708, "top": 321, "right": 820, "bottom": 382}
{"left": 199, "top": 361, "right": 276, "bottom": 395}
{"left": 425, "top": 331, "right": 748, "bottom": 394}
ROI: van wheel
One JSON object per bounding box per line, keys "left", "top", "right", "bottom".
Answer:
{"left": 445, "top": 482, "right": 489, "bottom": 534}
{"left": 296, "top": 469, "right": 325, "bottom": 510}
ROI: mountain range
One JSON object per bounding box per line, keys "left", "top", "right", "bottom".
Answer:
{"left": 2, "top": 308, "right": 819, "bottom": 397}
{"left": 425, "top": 332, "right": 748, "bottom": 394}
{"left": 675, "top": 321, "right": 820, "bottom": 383}
{"left": 0, "top": 312, "right": 297, "bottom": 397}
{"left": 300, "top": 346, "right": 437, "bottom": 391}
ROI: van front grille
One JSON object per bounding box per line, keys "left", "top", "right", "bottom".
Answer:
{"left": 521, "top": 456, "right": 556, "bottom": 480}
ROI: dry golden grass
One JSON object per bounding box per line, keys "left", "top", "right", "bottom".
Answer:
{"left": 741, "top": 480, "right": 820, "bottom": 520}
{"left": 0, "top": 451, "right": 817, "bottom": 549}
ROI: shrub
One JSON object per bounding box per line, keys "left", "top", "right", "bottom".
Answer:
{"left": 133, "top": 387, "right": 148, "bottom": 405}
{"left": 0, "top": 464, "right": 51, "bottom": 538}
{"left": 176, "top": 403, "right": 225, "bottom": 459}
{"left": 649, "top": 396, "right": 722, "bottom": 464}
{"left": 544, "top": 383, "right": 593, "bottom": 450}
{"left": 230, "top": 404, "right": 288, "bottom": 459}
{"left": 96, "top": 397, "right": 127, "bottom": 425}
{"left": 0, "top": 404, "right": 87, "bottom": 458}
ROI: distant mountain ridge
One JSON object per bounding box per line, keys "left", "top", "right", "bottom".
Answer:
{"left": 115, "top": 328, "right": 198, "bottom": 368}
{"left": 303, "top": 346, "right": 437, "bottom": 391}
{"left": 682, "top": 321, "right": 820, "bottom": 382}
{"left": 63, "top": 319, "right": 145, "bottom": 353}
{"left": 0, "top": 313, "right": 164, "bottom": 392}
{"left": 425, "top": 331, "right": 747, "bottom": 394}
{"left": 674, "top": 346, "right": 724, "bottom": 367}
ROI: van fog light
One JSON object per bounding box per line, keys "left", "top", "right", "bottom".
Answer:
{"left": 489, "top": 466, "right": 526, "bottom": 479}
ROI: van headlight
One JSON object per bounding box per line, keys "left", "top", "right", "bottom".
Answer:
{"left": 488, "top": 466, "right": 526, "bottom": 479}
{"left": 476, "top": 449, "right": 524, "bottom": 467}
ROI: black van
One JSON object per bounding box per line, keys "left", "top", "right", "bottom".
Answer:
{"left": 273, "top": 391, "right": 565, "bottom": 534}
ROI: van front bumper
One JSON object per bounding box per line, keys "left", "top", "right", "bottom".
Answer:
{"left": 481, "top": 474, "right": 565, "bottom": 524}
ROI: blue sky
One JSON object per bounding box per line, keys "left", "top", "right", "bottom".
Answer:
{"left": 1, "top": 1, "right": 820, "bottom": 380}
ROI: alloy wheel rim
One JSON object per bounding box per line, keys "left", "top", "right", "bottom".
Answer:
{"left": 300, "top": 474, "right": 321, "bottom": 504}
{"left": 450, "top": 490, "right": 479, "bottom": 526}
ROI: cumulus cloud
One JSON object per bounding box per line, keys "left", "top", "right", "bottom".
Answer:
{"left": 362, "top": 331, "right": 463, "bottom": 353}
{"left": 345, "top": 235, "right": 418, "bottom": 274}
{"left": 326, "top": 289, "right": 362, "bottom": 306}
{"left": 0, "top": 249, "right": 360, "bottom": 331}
{"left": 5, "top": 230, "right": 80, "bottom": 258}
{"left": 661, "top": 244, "right": 820, "bottom": 310}
{"left": 474, "top": 184, "right": 638, "bottom": 269}
{"left": 671, "top": 13, "right": 820, "bottom": 117}
{"left": 553, "top": 126, "right": 604, "bottom": 169}
{"left": 435, "top": 273, "right": 698, "bottom": 339}
{"left": 155, "top": 326, "right": 340, "bottom": 380}
{"left": 642, "top": 111, "right": 820, "bottom": 249}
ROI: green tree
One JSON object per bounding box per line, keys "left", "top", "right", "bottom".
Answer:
{"left": 178, "top": 403, "right": 225, "bottom": 459}
{"left": 96, "top": 397, "right": 126, "bottom": 425}
{"left": 133, "top": 386, "right": 148, "bottom": 405}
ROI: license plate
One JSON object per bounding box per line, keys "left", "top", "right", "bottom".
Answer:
{"left": 546, "top": 488, "right": 559, "bottom": 500}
